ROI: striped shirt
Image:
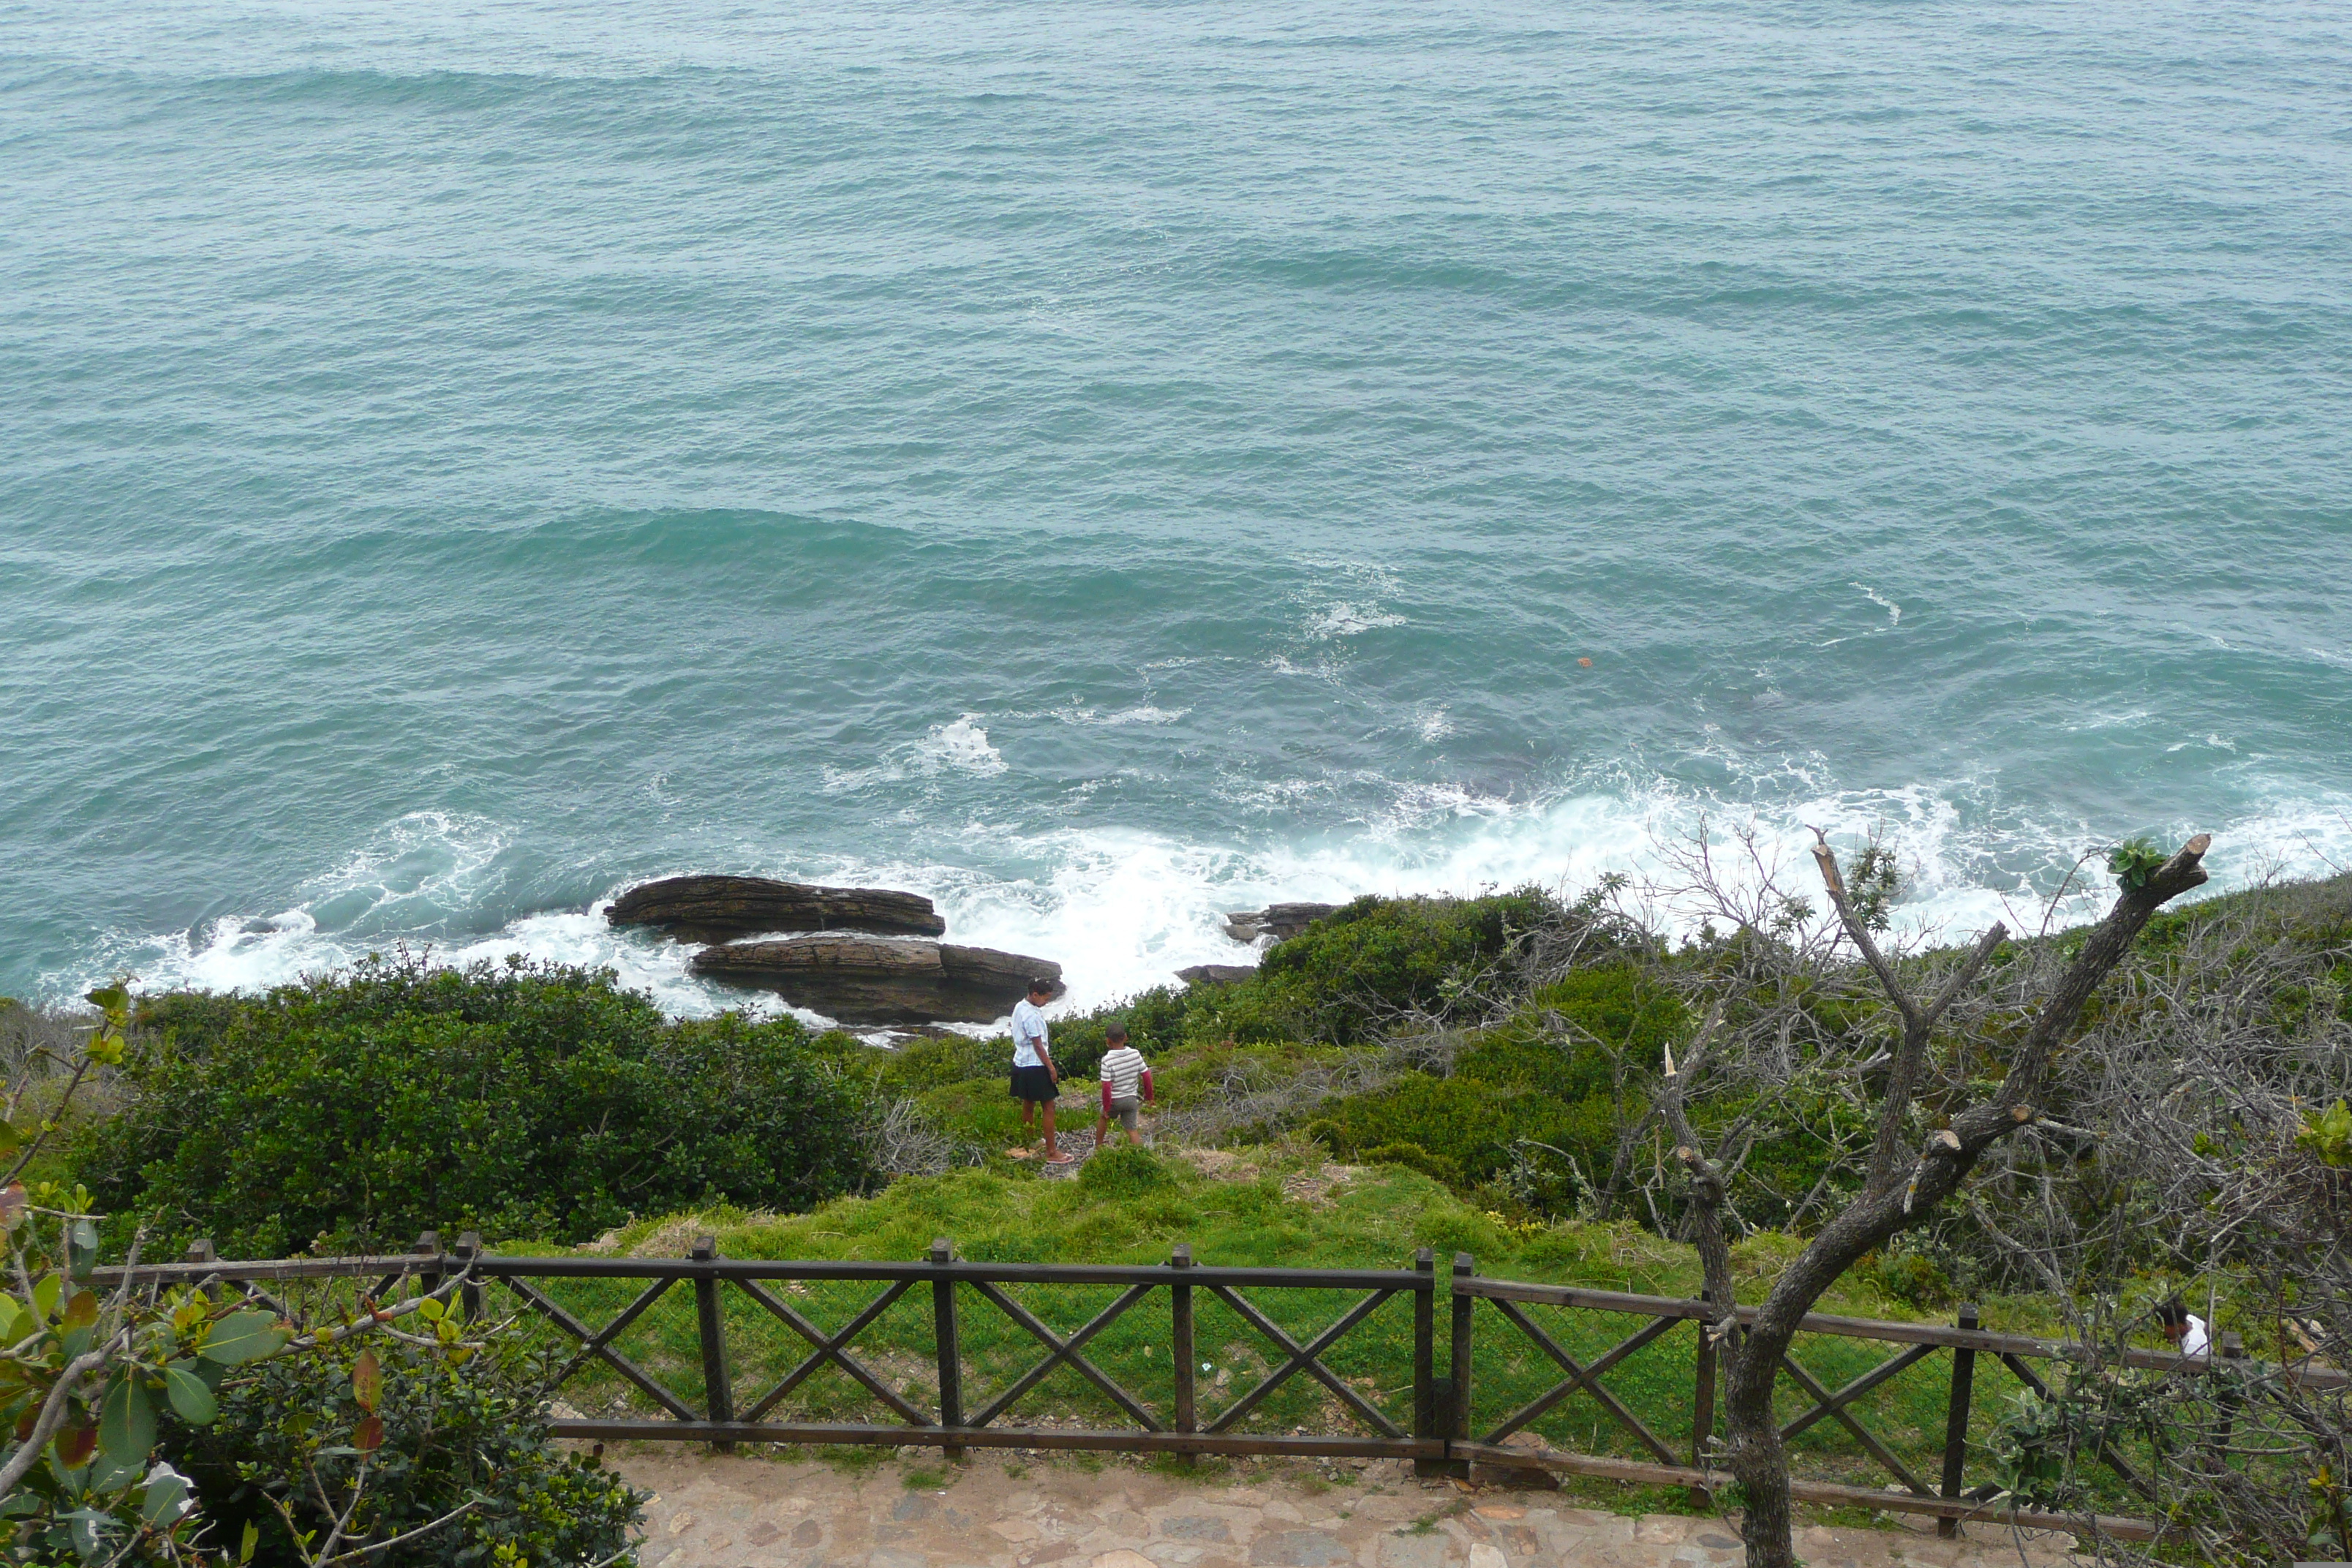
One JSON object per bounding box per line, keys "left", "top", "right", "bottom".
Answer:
{"left": 1100, "top": 1045, "right": 1147, "bottom": 1102}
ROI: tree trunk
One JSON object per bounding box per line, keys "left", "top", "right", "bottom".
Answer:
{"left": 1725, "top": 1352, "right": 1798, "bottom": 1568}
{"left": 1676, "top": 834, "right": 2209, "bottom": 1568}
{"left": 1721, "top": 1199, "right": 1895, "bottom": 1568}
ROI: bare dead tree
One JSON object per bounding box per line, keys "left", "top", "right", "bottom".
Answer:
{"left": 1948, "top": 871, "right": 2352, "bottom": 1564}
{"left": 1658, "top": 831, "right": 2213, "bottom": 1568}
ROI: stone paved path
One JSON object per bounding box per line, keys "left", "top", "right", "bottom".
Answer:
{"left": 618, "top": 1452, "right": 2077, "bottom": 1568}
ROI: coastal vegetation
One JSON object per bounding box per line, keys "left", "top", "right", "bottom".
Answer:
{"left": 0, "top": 991, "right": 645, "bottom": 1568}
{"left": 77, "top": 957, "right": 877, "bottom": 1256}
{"left": 4, "top": 852, "right": 2347, "bottom": 1567}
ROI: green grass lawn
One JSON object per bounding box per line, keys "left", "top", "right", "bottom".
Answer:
{"left": 484, "top": 1145, "right": 2133, "bottom": 1511}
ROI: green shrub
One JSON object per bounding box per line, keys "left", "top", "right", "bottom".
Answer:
{"left": 1251, "top": 889, "right": 1563, "bottom": 1044}
{"left": 1355, "top": 1142, "right": 1460, "bottom": 1183}
{"left": 957, "top": 891, "right": 1571, "bottom": 1070}
{"left": 872, "top": 1032, "right": 1004, "bottom": 1096}
{"left": 80, "top": 955, "right": 878, "bottom": 1252}
{"left": 1302, "top": 964, "right": 1678, "bottom": 1212}
{"left": 1074, "top": 1144, "right": 1174, "bottom": 1198}
{"left": 1862, "top": 1246, "right": 1959, "bottom": 1310}
{"left": 161, "top": 1322, "right": 644, "bottom": 1568}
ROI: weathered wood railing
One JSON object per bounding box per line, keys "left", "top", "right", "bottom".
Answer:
{"left": 109, "top": 1237, "right": 2337, "bottom": 1543}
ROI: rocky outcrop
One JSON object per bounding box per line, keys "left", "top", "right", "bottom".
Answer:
{"left": 689, "top": 938, "right": 1062, "bottom": 1025}
{"left": 607, "top": 875, "right": 946, "bottom": 943}
{"left": 1222, "top": 902, "right": 1339, "bottom": 944}
{"left": 1176, "top": 963, "right": 1259, "bottom": 988}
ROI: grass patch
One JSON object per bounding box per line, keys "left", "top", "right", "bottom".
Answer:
{"left": 813, "top": 1444, "right": 892, "bottom": 1477}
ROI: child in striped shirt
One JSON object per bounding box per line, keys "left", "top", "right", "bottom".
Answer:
{"left": 1094, "top": 1025, "right": 1153, "bottom": 1148}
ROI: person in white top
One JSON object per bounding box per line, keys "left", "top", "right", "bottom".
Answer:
{"left": 1008, "top": 979, "right": 1069, "bottom": 1164}
{"left": 1094, "top": 1024, "right": 1154, "bottom": 1148}
{"left": 2158, "top": 1298, "right": 2211, "bottom": 1357}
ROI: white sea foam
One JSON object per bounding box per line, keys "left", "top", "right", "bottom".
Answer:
{"left": 1057, "top": 704, "right": 1189, "bottom": 727}
{"left": 48, "top": 779, "right": 2352, "bottom": 1025}
{"left": 826, "top": 715, "right": 1012, "bottom": 793}
{"left": 913, "top": 715, "right": 1006, "bottom": 777}
{"left": 1850, "top": 582, "right": 1902, "bottom": 627}
{"left": 1305, "top": 601, "right": 1406, "bottom": 639}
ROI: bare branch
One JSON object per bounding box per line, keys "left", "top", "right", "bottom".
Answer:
{"left": 1866, "top": 921, "right": 2008, "bottom": 1188}
{"left": 1656, "top": 1006, "right": 1737, "bottom": 1318}
{"left": 1809, "top": 832, "right": 1921, "bottom": 1030}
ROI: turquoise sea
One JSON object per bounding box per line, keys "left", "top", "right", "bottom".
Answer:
{"left": 4, "top": 0, "right": 2348, "bottom": 1017}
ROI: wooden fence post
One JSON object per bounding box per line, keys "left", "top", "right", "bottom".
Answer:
{"left": 691, "top": 1237, "right": 734, "bottom": 1451}
{"left": 1690, "top": 1290, "right": 1717, "bottom": 1507}
{"left": 454, "top": 1232, "right": 481, "bottom": 1324}
{"left": 1170, "top": 1244, "right": 1196, "bottom": 1466}
{"left": 1412, "top": 1248, "right": 1441, "bottom": 1477}
{"left": 1938, "top": 1304, "right": 1979, "bottom": 1537}
{"left": 413, "top": 1231, "right": 442, "bottom": 1302}
{"left": 932, "top": 1239, "right": 963, "bottom": 1461}
{"left": 1445, "top": 1252, "right": 1474, "bottom": 1477}
{"left": 184, "top": 1240, "right": 217, "bottom": 1305}
{"left": 2209, "top": 1331, "right": 2246, "bottom": 1471}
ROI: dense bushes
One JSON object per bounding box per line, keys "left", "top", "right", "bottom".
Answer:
{"left": 80, "top": 956, "right": 878, "bottom": 1253}
{"left": 1306, "top": 965, "right": 1680, "bottom": 1207}
{"left": 949, "top": 889, "right": 1568, "bottom": 1071}
{"left": 1252, "top": 889, "right": 1564, "bottom": 1043}
{"left": 161, "top": 1322, "right": 643, "bottom": 1568}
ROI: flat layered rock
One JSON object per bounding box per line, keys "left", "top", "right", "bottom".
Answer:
{"left": 689, "top": 936, "right": 1062, "bottom": 1024}
{"left": 1223, "top": 902, "right": 1340, "bottom": 943}
{"left": 607, "top": 875, "right": 946, "bottom": 942}
{"left": 1177, "top": 963, "right": 1259, "bottom": 987}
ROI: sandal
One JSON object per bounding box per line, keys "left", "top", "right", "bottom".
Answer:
{"left": 1045, "top": 1153, "right": 1077, "bottom": 1166}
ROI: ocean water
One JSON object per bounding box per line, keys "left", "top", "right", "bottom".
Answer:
{"left": 4, "top": 0, "right": 2349, "bottom": 1019}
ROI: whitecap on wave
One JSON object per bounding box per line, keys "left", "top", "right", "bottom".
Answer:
{"left": 1305, "top": 601, "right": 1406, "bottom": 639}
{"left": 42, "top": 774, "right": 2352, "bottom": 1024}
{"left": 1056, "top": 704, "right": 1189, "bottom": 727}
{"left": 824, "top": 715, "right": 1009, "bottom": 793}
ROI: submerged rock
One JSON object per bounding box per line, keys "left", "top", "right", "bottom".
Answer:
{"left": 689, "top": 937, "right": 1063, "bottom": 1025}
{"left": 1221, "top": 902, "right": 1339, "bottom": 944}
{"left": 1176, "top": 963, "right": 1259, "bottom": 988}
{"left": 607, "top": 875, "right": 946, "bottom": 943}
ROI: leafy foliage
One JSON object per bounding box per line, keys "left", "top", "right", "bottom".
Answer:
{"left": 1249, "top": 889, "right": 1565, "bottom": 1044}
{"left": 1839, "top": 845, "right": 1903, "bottom": 934}
{"left": 0, "top": 990, "right": 286, "bottom": 1567}
{"left": 1303, "top": 965, "right": 1680, "bottom": 1211}
{"left": 2296, "top": 1098, "right": 2352, "bottom": 1167}
{"left": 2108, "top": 835, "right": 2171, "bottom": 894}
{"left": 1016, "top": 889, "right": 1569, "bottom": 1059}
{"left": 160, "top": 1318, "right": 642, "bottom": 1568}
{"left": 1, "top": 988, "right": 636, "bottom": 1568}
{"left": 78, "top": 956, "right": 878, "bottom": 1253}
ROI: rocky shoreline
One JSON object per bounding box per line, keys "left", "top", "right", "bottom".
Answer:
{"left": 608, "top": 874, "right": 1321, "bottom": 1027}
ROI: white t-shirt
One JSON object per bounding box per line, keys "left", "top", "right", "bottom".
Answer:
{"left": 1101, "top": 1045, "right": 1147, "bottom": 1101}
{"left": 1011, "top": 998, "right": 1049, "bottom": 1068}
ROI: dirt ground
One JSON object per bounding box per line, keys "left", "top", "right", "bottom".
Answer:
{"left": 614, "top": 1449, "right": 2078, "bottom": 1568}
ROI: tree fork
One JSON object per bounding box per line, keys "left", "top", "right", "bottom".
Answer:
{"left": 1688, "top": 833, "right": 2211, "bottom": 1568}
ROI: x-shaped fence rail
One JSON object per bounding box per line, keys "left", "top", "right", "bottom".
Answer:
{"left": 475, "top": 1240, "right": 1431, "bottom": 1461}
{"left": 110, "top": 1237, "right": 2330, "bottom": 1545}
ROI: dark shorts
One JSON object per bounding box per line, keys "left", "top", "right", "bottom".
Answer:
{"left": 1010, "top": 1064, "right": 1058, "bottom": 1103}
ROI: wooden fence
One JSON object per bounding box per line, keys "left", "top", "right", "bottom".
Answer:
{"left": 108, "top": 1235, "right": 2327, "bottom": 1544}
